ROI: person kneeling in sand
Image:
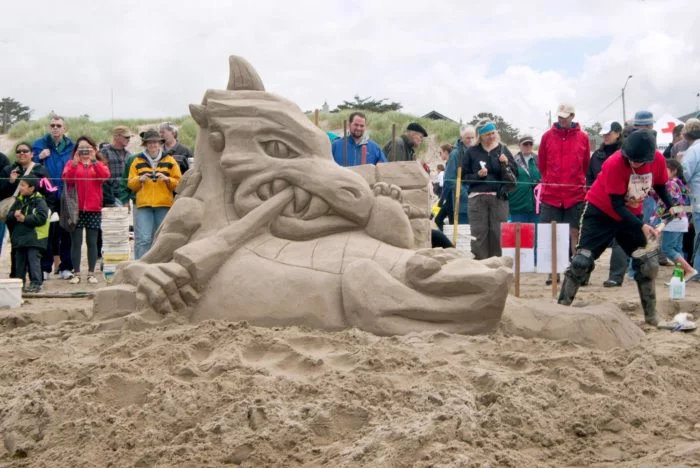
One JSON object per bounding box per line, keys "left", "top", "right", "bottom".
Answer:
{"left": 558, "top": 129, "right": 680, "bottom": 326}
{"left": 6, "top": 176, "right": 50, "bottom": 293}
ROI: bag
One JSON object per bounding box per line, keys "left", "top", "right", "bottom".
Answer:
{"left": 59, "top": 184, "right": 79, "bottom": 232}
{"left": 0, "top": 162, "right": 36, "bottom": 219}
{"left": 498, "top": 144, "right": 517, "bottom": 194}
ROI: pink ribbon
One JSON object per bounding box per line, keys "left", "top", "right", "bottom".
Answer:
{"left": 39, "top": 177, "right": 58, "bottom": 192}
{"left": 534, "top": 183, "right": 542, "bottom": 214}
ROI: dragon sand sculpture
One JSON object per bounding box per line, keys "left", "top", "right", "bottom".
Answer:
{"left": 93, "top": 56, "right": 513, "bottom": 336}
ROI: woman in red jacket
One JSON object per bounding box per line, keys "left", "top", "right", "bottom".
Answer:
{"left": 62, "top": 136, "right": 110, "bottom": 284}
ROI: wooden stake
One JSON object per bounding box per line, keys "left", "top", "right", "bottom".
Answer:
{"left": 343, "top": 120, "right": 348, "bottom": 166}
{"left": 391, "top": 124, "right": 397, "bottom": 162}
{"left": 515, "top": 223, "right": 521, "bottom": 298}
{"left": 453, "top": 167, "right": 462, "bottom": 247}
{"left": 313, "top": 109, "right": 319, "bottom": 127}
{"left": 551, "top": 221, "right": 558, "bottom": 298}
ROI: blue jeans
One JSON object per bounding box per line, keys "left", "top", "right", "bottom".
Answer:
{"left": 134, "top": 207, "right": 170, "bottom": 260}
{"left": 661, "top": 231, "right": 684, "bottom": 263}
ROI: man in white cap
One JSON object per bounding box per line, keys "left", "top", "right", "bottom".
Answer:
{"left": 537, "top": 103, "right": 591, "bottom": 285}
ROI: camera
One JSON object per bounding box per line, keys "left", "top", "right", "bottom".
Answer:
{"left": 150, "top": 171, "right": 159, "bottom": 181}
{"left": 78, "top": 149, "right": 91, "bottom": 156}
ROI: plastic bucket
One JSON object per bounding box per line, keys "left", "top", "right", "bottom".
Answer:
{"left": 0, "top": 279, "right": 23, "bottom": 308}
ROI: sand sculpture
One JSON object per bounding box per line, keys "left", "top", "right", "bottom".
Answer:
{"left": 93, "top": 56, "right": 513, "bottom": 335}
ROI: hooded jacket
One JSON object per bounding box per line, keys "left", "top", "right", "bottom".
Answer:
{"left": 62, "top": 160, "right": 111, "bottom": 212}
{"left": 537, "top": 123, "right": 590, "bottom": 208}
{"left": 331, "top": 133, "right": 386, "bottom": 166}
{"left": 6, "top": 192, "right": 50, "bottom": 250}
{"left": 586, "top": 141, "right": 622, "bottom": 187}
{"left": 31, "top": 134, "right": 75, "bottom": 197}
{"left": 127, "top": 153, "right": 181, "bottom": 208}
{"left": 0, "top": 162, "right": 57, "bottom": 212}
{"left": 508, "top": 152, "right": 541, "bottom": 214}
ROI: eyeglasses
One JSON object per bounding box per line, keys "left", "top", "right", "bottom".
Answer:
{"left": 50, "top": 124, "right": 63, "bottom": 129}
{"left": 16, "top": 149, "right": 31, "bottom": 154}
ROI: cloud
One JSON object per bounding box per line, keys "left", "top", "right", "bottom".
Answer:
{"left": 1, "top": 0, "right": 697, "bottom": 139}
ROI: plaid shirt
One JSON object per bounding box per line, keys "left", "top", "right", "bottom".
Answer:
{"left": 100, "top": 144, "right": 130, "bottom": 205}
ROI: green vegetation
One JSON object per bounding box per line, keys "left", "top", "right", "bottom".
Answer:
{"left": 7, "top": 115, "right": 197, "bottom": 157}
{"left": 313, "top": 110, "right": 460, "bottom": 154}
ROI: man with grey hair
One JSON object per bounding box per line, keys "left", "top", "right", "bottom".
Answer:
{"left": 434, "top": 125, "right": 475, "bottom": 230}
{"left": 384, "top": 122, "right": 428, "bottom": 162}
{"left": 159, "top": 122, "right": 193, "bottom": 174}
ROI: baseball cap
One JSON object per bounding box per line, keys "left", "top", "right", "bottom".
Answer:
{"left": 556, "top": 103, "right": 575, "bottom": 118}
{"left": 600, "top": 121, "right": 623, "bottom": 135}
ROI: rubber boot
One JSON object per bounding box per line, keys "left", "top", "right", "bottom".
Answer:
{"left": 635, "top": 278, "right": 659, "bottom": 326}
{"left": 558, "top": 270, "right": 581, "bottom": 306}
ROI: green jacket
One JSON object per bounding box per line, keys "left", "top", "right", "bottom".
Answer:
{"left": 6, "top": 192, "right": 50, "bottom": 250}
{"left": 508, "top": 153, "right": 541, "bottom": 215}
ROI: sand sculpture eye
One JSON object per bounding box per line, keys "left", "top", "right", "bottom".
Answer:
{"left": 209, "top": 131, "right": 225, "bottom": 152}
{"left": 261, "top": 140, "right": 299, "bottom": 159}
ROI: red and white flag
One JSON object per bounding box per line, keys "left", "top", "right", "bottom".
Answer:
{"left": 501, "top": 223, "right": 536, "bottom": 272}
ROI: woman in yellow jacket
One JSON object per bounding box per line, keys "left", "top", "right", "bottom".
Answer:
{"left": 128, "top": 129, "right": 181, "bottom": 259}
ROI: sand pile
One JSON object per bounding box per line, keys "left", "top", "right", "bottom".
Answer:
{"left": 1, "top": 309, "right": 699, "bottom": 467}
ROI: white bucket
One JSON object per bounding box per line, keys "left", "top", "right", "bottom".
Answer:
{"left": 0, "top": 279, "right": 23, "bottom": 308}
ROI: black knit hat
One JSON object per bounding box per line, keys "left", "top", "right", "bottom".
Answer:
{"left": 622, "top": 129, "right": 656, "bottom": 163}
{"left": 19, "top": 175, "right": 39, "bottom": 188}
{"left": 407, "top": 122, "right": 428, "bottom": 137}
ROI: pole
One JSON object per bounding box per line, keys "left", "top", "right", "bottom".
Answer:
{"left": 514, "top": 223, "right": 521, "bottom": 297}
{"left": 622, "top": 87, "right": 626, "bottom": 124}
{"left": 452, "top": 167, "right": 462, "bottom": 247}
{"left": 551, "top": 221, "right": 558, "bottom": 298}
{"left": 391, "top": 124, "right": 397, "bottom": 162}
{"left": 313, "top": 109, "right": 319, "bottom": 127}
{"left": 343, "top": 120, "right": 348, "bottom": 167}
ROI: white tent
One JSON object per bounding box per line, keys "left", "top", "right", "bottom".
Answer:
{"left": 653, "top": 113, "right": 683, "bottom": 149}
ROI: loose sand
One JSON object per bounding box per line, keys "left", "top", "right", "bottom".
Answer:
{"left": 0, "top": 239, "right": 699, "bottom": 466}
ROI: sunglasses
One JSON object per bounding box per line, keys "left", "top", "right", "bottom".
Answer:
{"left": 16, "top": 149, "right": 31, "bottom": 154}
{"left": 50, "top": 124, "right": 63, "bottom": 129}
{"left": 521, "top": 142, "right": 534, "bottom": 146}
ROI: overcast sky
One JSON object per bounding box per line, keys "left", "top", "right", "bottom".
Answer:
{"left": 2, "top": 0, "right": 699, "bottom": 136}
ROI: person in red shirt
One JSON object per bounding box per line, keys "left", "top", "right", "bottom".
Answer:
{"left": 537, "top": 103, "right": 591, "bottom": 285}
{"left": 62, "top": 136, "right": 110, "bottom": 284}
{"left": 558, "top": 129, "right": 676, "bottom": 326}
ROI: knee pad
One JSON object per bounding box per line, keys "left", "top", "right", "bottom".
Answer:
{"left": 570, "top": 249, "right": 594, "bottom": 279}
{"left": 632, "top": 256, "right": 659, "bottom": 281}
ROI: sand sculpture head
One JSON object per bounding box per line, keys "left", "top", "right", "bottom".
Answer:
{"left": 93, "top": 55, "right": 513, "bottom": 336}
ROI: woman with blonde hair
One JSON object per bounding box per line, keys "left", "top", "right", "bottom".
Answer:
{"left": 462, "top": 120, "right": 518, "bottom": 259}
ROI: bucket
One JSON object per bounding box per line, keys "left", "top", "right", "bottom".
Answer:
{"left": 0, "top": 279, "right": 23, "bottom": 308}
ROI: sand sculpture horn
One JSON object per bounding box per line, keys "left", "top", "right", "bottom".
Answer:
{"left": 93, "top": 55, "right": 513, "bottom": 336}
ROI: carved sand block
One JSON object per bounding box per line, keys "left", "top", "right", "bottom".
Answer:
{"left": 93, "top": 55, "right": 513, "bottom": 336}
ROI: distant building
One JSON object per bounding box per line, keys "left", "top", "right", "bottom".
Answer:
{"left": 321, "top": 101, "right": 330, "bottom": 113}
{"left": 421, "top": 110, "right": 457, "bottom": 124}
{"left": 679, "top": 111, "right": 700, "bottom": 122}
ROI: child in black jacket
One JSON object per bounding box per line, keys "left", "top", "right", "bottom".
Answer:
{"left": 6, "top": 176, "right": 50, "bottom": 293}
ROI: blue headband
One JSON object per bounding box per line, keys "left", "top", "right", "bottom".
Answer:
{"left": 478, "top": 122, "right": 497, "bottom": 135}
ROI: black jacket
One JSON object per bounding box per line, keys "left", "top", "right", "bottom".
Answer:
{"left": 462, "top": 143, "right": 518, "bottom": 195}
{"left": 164, "top": 142, "right": 193, "bottom": 174}
{"left": 0, "top": 163, "right": 57, "bottom": 212}
{"left": 6, "top": 192, "right": 49, "bottom": 250}
{"left": 586, "top": 142, "right": 622, "bottom": 187}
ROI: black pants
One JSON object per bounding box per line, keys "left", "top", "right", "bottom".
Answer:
{"left": 14, "top": 247, "right": 43, "bottom": 286}
{"left": 42, "top": 222, "right": 73, "bottom": 273}
{"left": 71, "top": 227, "right": 99, "bottom": 273}
{"left": 608, "top": 239, "right": 629, "bottom": 283}
{"left": 578, "top": 203, "right": 646, "bottom": 260}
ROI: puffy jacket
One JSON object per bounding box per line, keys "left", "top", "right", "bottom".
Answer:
{"left": 508, "top": 153, "right": 541, "bottom": 214}
{"left": 537, "top": 123, "right": 590, "bottom": 209}
{"left": 127, "top": 153, "right": 181, "bottom": 208}
{"left": 32, "top": 134, "right": 75, "bottom": 197}
{"left": 6, "top": 192, "right": 50, "bottom": 250}
{"left": 62, "top": 160, "right": 110, "bottom": 212}
{"left": 0, "top": 163, "right": 57, "bottom": 212}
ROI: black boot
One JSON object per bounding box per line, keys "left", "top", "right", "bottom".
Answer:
{"left": 635, "top": 278, "right": 659, "bottom": 326}
{"left": 558, "top": 270, "right": 581, "bottom": 305}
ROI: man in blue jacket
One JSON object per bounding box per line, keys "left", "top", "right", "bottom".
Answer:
{"left": 435, "top": 125, "right": 475, "bottom": 229}
{"left": 32, "top": 116, "right": 74, "bottom": 279}
{"left": 331, "top": 112, "right": 386, "bottom": 166}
